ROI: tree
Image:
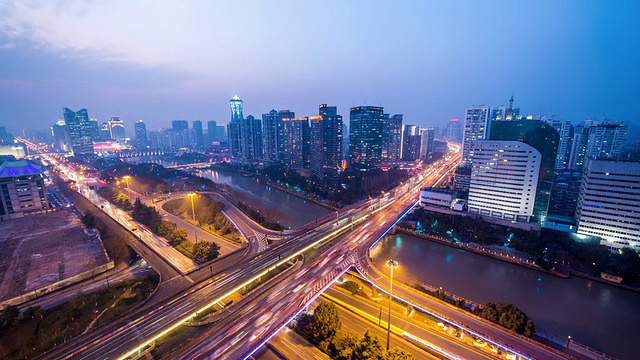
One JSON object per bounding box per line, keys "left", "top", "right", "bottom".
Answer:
{"left": 386, "top": 347, "right": 416, "bottom": 360}
{"left": 169, "top": 228, "right": 189, "bottom": 245}
{"left": 1, "top": 305, "right": 20, "bottom": 327}
{"left": 309, "top": 301, "right": 341, "bottom": 343}
{"left": 352, "top": 330, "right": 385, "bottom": 360}
{"left": 192, "top": 241, "right": 220, "bottom": 262}
{"left": 157, "top": 220, "right": 177, "bottom": 238}
{"left": 329, "top": 331, "right": 360, "bottom": 360}
{"left": 22, "top": 306, "right": 43, "bottom": 320}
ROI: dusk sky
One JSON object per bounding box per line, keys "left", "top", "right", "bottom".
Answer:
{"left": 1, "top": 0, "right": 638, "bottom": 135}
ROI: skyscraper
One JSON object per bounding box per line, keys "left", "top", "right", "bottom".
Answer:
{"left": 193, "top": 120, "right": 204, "bottom": 148}
{"left": 52, "top": 120, "right": 72, "bottom": 153}
{"left": 444, "top": 118, "right": 462, "bottom": 143}
{"left": 88, "top": 118, "right": 101, "bottom": 141}
{"left": 240, "top": 115, "right": 263, "bottom": 160}
{"left": 401, "top": 124, "right": 421, "bottom": 161}
{"left": 282, "top": 117, "right": 309, "bottom": 170}
{"left": 567, "top": 122, "right": 627, "bottom": 171}
{"left": 349, "top": 106, "right": 384, "bottom": 171}
{"left": 461, "top": 105, "right": 490, "bottom": 167}
{"left": 575, "top": 159, "right": 640, "bottom": 249}
{"left": 108, "top": 117, "right": 126, "bottom": 144}
{"left": 419, "top": 127, "right": 435, "bottom": 159}
{"left": 382, "top": 114, "right": 402, "bottom": 161}
{"left": 207, "top": 120, "right": 225, "bottom": 143}
{"left": 134, "top": 119, "right": 148, "bottom": 146}
{"left": 228, "top": 96, "right": 243, "bottom": 158}
{"left": 99, "top": 122, "right": 111, "bottom": 140}
{"left": 63, "top": 108, "right": 93, "bottom": 156}
{"left": 278, "top": 110, "right": 295, "bottom": 161}
{"left": 543, "top": 117, "right": 573, "bottom": 169}
{"left": 310, "top": 104, "right": 343, "bottom": 178}
{"left": 262, "top": 110, "right": 281, "bottom": 162}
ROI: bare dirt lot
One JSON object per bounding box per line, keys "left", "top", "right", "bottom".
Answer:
{"left": 0, "top": 210, "right": 109, "bottom": 301}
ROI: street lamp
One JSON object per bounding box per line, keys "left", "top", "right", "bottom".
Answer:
{"left": 385, "top": 259, "right": 399, "bottom": 351}
{"left": 122, "top": 175, "right": 131, "bottom": 189}
{"left": 187, "top": 193, "right": 198, "bottom": 242}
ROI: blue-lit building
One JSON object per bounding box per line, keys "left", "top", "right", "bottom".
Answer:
{"left": 0, "top": 160, "right": 50, "bottom": 220}
{"left": 228, "top": 95, "right": 243, "bottom": 158}
{"left": 63, "top": 108, "right": 94, "bottom": 156}
{"left": 349, "top": 106, "right": 384, "bottom": 171}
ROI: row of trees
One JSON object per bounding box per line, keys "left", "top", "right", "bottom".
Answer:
{"left": 475, "top": 303, "right": 536, "bottom": 337}
{"left": 96, "top": 187, "right": 133, "bottom": 210}
{"left": 237, "top": 201, "right": 284, "bottom": 231}
{"left": 295, "top": 302, "right": 415, "bottom": 360}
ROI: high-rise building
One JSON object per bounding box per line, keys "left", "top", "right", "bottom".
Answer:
{"left": 134, "top": 119, "right": 148, "bottom": 146}
{"left": 262, "top": 110, "right": 281, "bottom": 162}
{"left": 488, "top": 120, "right": 559, "bottom": 222}
{"left": 228, "top": 96, "right": 243, "bottom": 158}
{"left": 0, "top": 160, "right": 50, "bottom": 220}
{"left": 207, "top": 121, "right": 226, "bottom": 144}
{"left": 309, "top": 104, "right": 343, "bottom": 178}
{"left": 88, "top": 118, "right": 101, "bottom": 141}
{"left": 108, "top": 117, "right": 126, "bottom": 144}
{"left": 382, "top": 114, "right": 402, "bottom": 161}
{"left": 444, "top": 118, "right": 462, "bottom": 143}
{"left": 567, "top": 122, "right": 627, "bottom": 171}
{"left": 468, "top": 141, "right": 541, "bottom": 222}
{"left": 278, "top": 110, "right": 295, "bottom": 161}
{"left": 543, "top": 117, "right": 573, "bottom": 169}
{"left": 193, "top": 120, "right": 204, "bottom": 148}
{"left": 419, "top": 127, "right": 435, "bottom": 159}
{"left": 51, "top": 120, "right": 72, "bottom": 153}
{"left": 63, "top": 108, "right": 93, "bottom": 156}
{"left": 282, "top": 117, "right": 309, "bottom": 170}
{"left": 99, "top": 122, "right": 111, "bottom": 140}
{"left": 575, "top": 160, "right": 640, "bottom": 249}
{"left": 349, "top": 106, "right": 384, "bottom": 170}
{"left": 240, "top": 115, "right": 263, "bottom": 160}
{"left": 461, "top": 105, "right": 490, "bottom": 168}
{"left": 172, "top": 120, "right": 189, "bottom": 132}
{"left": 401, "top": 125, "right": 421, "bottom": 161}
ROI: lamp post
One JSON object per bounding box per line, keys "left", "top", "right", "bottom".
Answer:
{"left": 385, "top": 259, "right": 398, "bottom": 351}
{"left": 122, "top": 175, "right": 131, "bottom": 190}
{"left": 566, "top": 335, "right": 571, "bottom": 347}
{"left": 187, "top": 193, "right": 198, "bottom": 242}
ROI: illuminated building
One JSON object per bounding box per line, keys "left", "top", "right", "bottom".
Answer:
{"left": 88, "top": 118, "right": 101, "bottom": 141}
{"left": 52, "top": 120, "right": 72, "bottom": 153}
{"left": 461, "top": 105, "right": 490, "bottom": 168}
{"left": 0, "top": 160, "right": 49, "bottom": 220}
{"left": 228, "top": 95, "right": 243, "bottom": 157}
{"left": 282, "top": 117, "right": 309, "bottom": 170}
{"left": 310, "top": 104, "right": 343, "bottom": 178}
{"left": 134, "top": 119, "right": 148, "bottom": 146}
{"left": 63, "top": 108, "right": 94, "bottom": 156}
{"left": 419, "top": 128, "right": 435, "bottom": 159}
{"left": 382, "top": 114, "right": 402, "bottom": 161}
{"left": 262, "top": 110, "right": 281, "bottom": 162}
{"left": 401, "top": 125, "right": 421, "bottom": 161}
{"left": 240, "top": 115, "right": 263, "bottom": 160}
{"left": 108, "top": 117, "right": 126, "bottom": 144}
{"left": 193, "top": 120, "right": 204, "bottom": 147}
{"left": 568, "top": 122, "right": 627, "bottom": 171}
{"left": 99, "top": 122, "right": 111, "bottom": 140}
{"left": 349, "top": 106, "right": 384, "bottom": 171}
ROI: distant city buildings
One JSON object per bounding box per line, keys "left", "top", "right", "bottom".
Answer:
{"left": 134, "top": 119, "right": 148, "bottom": 146}
{"left": 108, "top": 117, "right": 126, "bottom": 144}
{"left": 0, "top": 160, "right": 49, "bottom": 220}
{"left": 63, "top": 108, "right": 93, "bottom": 156}
{"left": 382, "top": 114, "right": 403, "bottom": 162}
{"left": 401, "top": 124, "right": 421, "bottom": 161}
{"left": 281, "top": 117, "right": 309, "bottom": 170}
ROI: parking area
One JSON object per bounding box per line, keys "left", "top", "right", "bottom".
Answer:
{"left": 0, "top": 210, "right": 109, "bottom": 301}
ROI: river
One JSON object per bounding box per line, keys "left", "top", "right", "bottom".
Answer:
{"left": 370, "top": 233, "right": 638, "bottom": 360}
{"left": 125, "top": 156, "right": 332, "bottom": 229}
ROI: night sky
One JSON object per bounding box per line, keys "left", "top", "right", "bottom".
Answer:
{"left": 1, "top": 0, "right": 638, "bottom": 134}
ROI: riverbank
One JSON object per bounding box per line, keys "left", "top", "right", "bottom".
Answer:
{"left": 395, "top": 227, "right": 569, "bottom": 278}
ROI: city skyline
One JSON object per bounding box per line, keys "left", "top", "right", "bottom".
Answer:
{"left": 1, "top": 1, "right": 639, "bottom": 132}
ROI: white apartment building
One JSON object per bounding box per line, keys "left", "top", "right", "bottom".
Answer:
{"left": 461, "top": 105, "right": 490, "bottom": 168}
{"left": 575, "top": 160, "right": 640, "bottom": 250}
{"left": 468, "top": 140, "right": 541, "bottom": 222}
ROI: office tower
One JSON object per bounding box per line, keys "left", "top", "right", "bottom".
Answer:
{"left": 309, "top": 104, "right": 343, "bottom": 178}
{"left": 568, "top": 122, "right": 627, "bottom": 171}
{"left": 134, "top": 119, "right": 148, "bottom": 146}
{"left": 88, "top": 118, "right": 101, "bottom": 141}
{"left": 282, "top": 117, "right": 309, "bottom": 170}
{"left": 228, "top": 95, "right": 243, "bottom": 157}
{"left": 543, "top": 117, "right": 573, "bottom": 169}
{"left": 419, "top": 127, "right": 435, "bottom": 159}
{"left": 461, "top": 105, "right": 490, "bottom": 167}
{"left": 576, "top": 160, "right": 640, "bottom": 249}
{"left": 63, "top": 108, "right": 94, "bottom": 156}
{"left": 349, "top": 106, "right": 384, "bottom": 170}
{"left": 382, "top": 114, "right": 402, "bottom": 161}
{"left": 149, "top": 131, "right": 160, "bottom": 147}
{"left": 262, "top": 110, "right": 281, "bottom": 162}
{"left": 444, "top": 118, "right": 462, "bottom": 143}
{"left": 99, "top": 122, "right": 111, "bottom": 141}
{"left": 278, "top": 110, "right": 295, "bottom": 161}
{"left": 488, "top": 120, "right": 559, "bottom": 222}
{"left": 468, "top": 141, "right": 541, "bottom": 222}
{"left": 207, "top": 121, "right": 225, "bottom": 144}
{"left": 108, "top": 117, "right": 126, "bottom": 144}
{"left": 0, "top": 160, "right": 49, "bottom": 220}
{"left": 401, "top": 125, "right": 421, "bottom": 161}
{"left": 52, "top": 120, "right": 72, "bottom": 153}
{"left": 239, "top": 115, "right": 263, "bottom": 160}
{"left": 193, "top": 120, "right": 204, "bottom": 147}
{"left": 172, "top": 120, "right": 189, "bottom": 132}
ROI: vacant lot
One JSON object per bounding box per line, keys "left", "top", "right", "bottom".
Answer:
{"left": 0, "top": 210, "right": 109, "bottom": 301}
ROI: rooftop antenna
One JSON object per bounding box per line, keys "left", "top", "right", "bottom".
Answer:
{"left": 509, "top": 94, "right": 514, "bottom": 110}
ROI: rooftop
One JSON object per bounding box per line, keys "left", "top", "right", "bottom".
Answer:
{"left": 0, "top": 160, "right": 45, "bottom": 178}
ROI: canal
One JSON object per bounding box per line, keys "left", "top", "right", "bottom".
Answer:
{"left": 370, "top": 233, "right": 638, "bottom": 360}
